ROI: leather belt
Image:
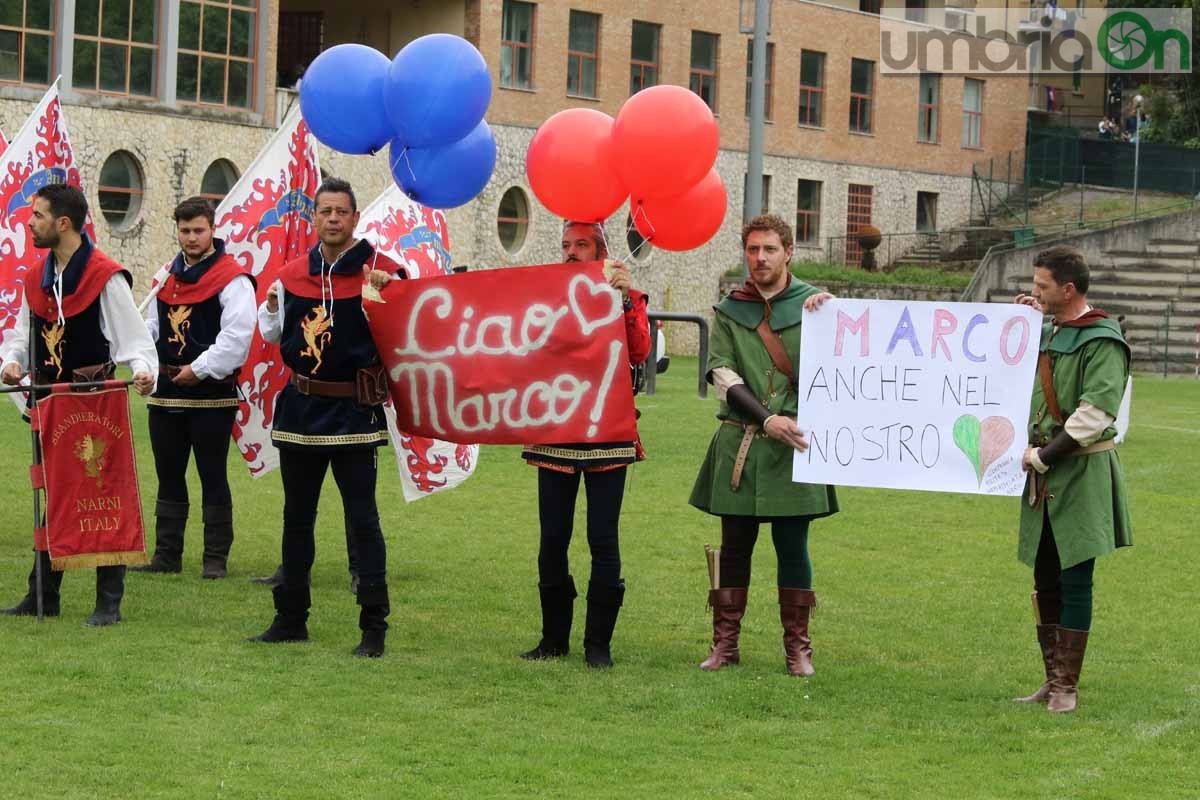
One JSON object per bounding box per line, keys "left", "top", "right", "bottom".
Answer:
{"left": 162, "top": 364, "right": 236, "bottom": 384}
{"left": 1027, "top": 439, "right": 1118, "bottom": 508}
{"left": 290, "top": 373, "right": 357, "bottom": 398}
{"left": 721, "top": 416, "right": 794, "bottom": 491}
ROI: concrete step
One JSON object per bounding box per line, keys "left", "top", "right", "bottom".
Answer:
{"left": 1104, "top": 252, "right": 1198, "bottom": 269}
{"left": 1147, "top": 240, "right": 1200, "bottom": 255}
{"left": 1089, "top": 268, "right": 1199, "bottom": 285}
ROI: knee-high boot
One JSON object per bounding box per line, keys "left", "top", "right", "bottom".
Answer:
{"left": 521, "top": 576, "right": 577, "bottom": 660}
{"left": 354, "top": 582, "right": 389, "bottom": 658}
{"left": 132, "top": 500, "right": 188, "bottom": 573}
{"left": 1047, "top": 628, "right": 1090, "bottom": 713}
{"left": 201, "top": 504, "right": 234, "bottom": 579}
{"left": 3, "top": 551, "right": 64, "bottom": 617}
{"left": 778, "top": 588, "right": 817, "bottom": 677}
{"left": 700, "top": 588, "right": 748, "bottom": 670}
{"left": 583, "top": 580, "right": 625, "bottom": 669}
{"left": 86, "top": 566, "right": 125, "bottom": 627}
{"left": 1013, "top": 624, "right": 1058, "bottom": 703}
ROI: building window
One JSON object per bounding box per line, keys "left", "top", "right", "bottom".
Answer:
{"left": 626, "top": 212, "right": 651, "bottom": 259}
{"left": 0, "top": 0, "right": 54, "bottom": 87}
{"left": 797, "top": 179, "right": 821, "bottom": 245}
{"left": 177, "top": 0, "right": 258, "bottom": 109}
{"left": 905, "top": 0, "right": 927, "bottom": 23}
{"left": 629, "top": 20, "right": 659, "bottom": 95}
{"left": 689, "top": 30, "right": 719, "bottom": 112}
{"left": 98, "top": 150, "right": 144, "bottom": 230}
{"left": 917, "top": 191, "right": 938, "bottom": 232}
{"left": 277, "top": 11, "right": 322, "bottom": 88}
{"left": 200, "top": 158, "right": 239, "bottom": 204}
{"left": 798, "top": 50, "right": 824, "bottom": 127}
{"left": 917, "top": 73, "right": 939, "bottom": 143}
{"left": 567, "top": 10, "right": 599, "bottom": 98}
{"left": 963, "top": 78, "right": 984, "bottom": 148}
{"left": 73, "top": 0, "right": 158, "bottom": 98}
{"left": 497, "top": 186, "right": 530, "bottom": 254}
{"left": 850, "top": 58, "right": 873, "bottom": 134}
{"left": 860, "top": 0, "right": 881, "bottom": 13}
{"left": 845, "top": 183, "right": 873, "bottom": 266}
{"left": 500, "top": 0, "right": 535, "bottom": 90}
{"left": 744, "top": 40, "right": 774, "bottom": 120}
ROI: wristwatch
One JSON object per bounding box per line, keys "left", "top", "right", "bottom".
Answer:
{"left": 622, "top": 296, "right": 634, "bottom": 312}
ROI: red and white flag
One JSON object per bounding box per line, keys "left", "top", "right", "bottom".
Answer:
{"left": 0, "top": 81, "right": 95, "bottom": 411}
{"left": 209, "top": 105, "right": 320, "bottom": 477}
{"left": 356, "top": 185, "right": 479, "bottom": 502}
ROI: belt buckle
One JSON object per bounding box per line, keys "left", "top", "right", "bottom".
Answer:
{"left": 295, "top": 374, "right": 311, "bottom": 395}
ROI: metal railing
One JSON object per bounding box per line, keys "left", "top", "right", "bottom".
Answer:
{"left": 823, "top": 229, "right": 998, "bottom": 268}
{"left": 644, "top": 312, "right": 709, "bottom": 398}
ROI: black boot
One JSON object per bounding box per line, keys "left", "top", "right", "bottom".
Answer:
{"left": 521, "top": 576, "right": 577, "bottom": 660}
{"left": 248, "top": 581, "right": 310, "bottom": 643}
{"left": 201, "top": 504, "right": 234, "bottom": 579}
{"left": 85, "top": 566, "right": 125, "bottom": 627}
{"left": 353, "top": 582, "right": 389, "bottom": 658}
{"left": 583, "top": 580, "right": 626, "bottom": 669}
{"left": 3, "top": 551, "right": 63, "bottom": 617}
{"left": 131, "top": 500, "right": 187, "bottom": 573}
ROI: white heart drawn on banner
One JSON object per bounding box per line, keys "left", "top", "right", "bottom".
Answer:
{"left": 567, "top": 274, "right": 623, "bottom": 337}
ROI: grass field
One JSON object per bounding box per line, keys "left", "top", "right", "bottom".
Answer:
{"left": 0, "top": 363, "right": 1196, "bottom": 799}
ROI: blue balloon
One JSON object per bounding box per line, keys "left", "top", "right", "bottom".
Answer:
{"left": 385, "top": 34, "right": 492, "bottom": 149}
{"left": 299, "top": 44, "right": 393, "bottom": 155}
{"left": 390, "top": 121, "right": 496, "bottom": 209}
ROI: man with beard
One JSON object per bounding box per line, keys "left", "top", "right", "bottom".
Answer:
{"left": 1012, "top": 245, "right": 1132, "bottom": 713}
{"left": 519, "top": 220, "right": 650, "bottom": 669}
{"left": 689, "top": 214, "right": 835, "bottom": 677}
{"left": 248, "top": 178, "right": 401, "bottom": 658}
{"left": 132, "top": 196, "right": 256, "bottom": 579}
{"left": 1, "top": 183, "right": 157, "bottom": 626}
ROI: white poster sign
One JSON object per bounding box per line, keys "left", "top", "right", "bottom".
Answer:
{"left": 792, "top": 299, "right": 1041, "bottom": 496}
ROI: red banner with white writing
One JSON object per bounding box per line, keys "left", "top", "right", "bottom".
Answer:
{"left": 365, "top": 261, "right": 637, "bottom": 445}
{"left": 32, "top": 386, "right": 148, "bottom": 570}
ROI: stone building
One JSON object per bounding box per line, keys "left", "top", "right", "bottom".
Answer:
{"left": 1, "top": 0, "right": 1030, "bottom": 351}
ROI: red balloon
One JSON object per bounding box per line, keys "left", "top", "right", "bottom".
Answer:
{"left": 613, "top": 85, "right": 719, "bottom": 200}
{"left": 526, "top": 108, "right": 627, "bottom": 223}
{"left": 633, "top": 169, "right": 727, "bottom": 252}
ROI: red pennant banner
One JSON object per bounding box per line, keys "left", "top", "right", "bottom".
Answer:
{"left": 366, "top": 261, "right": 638, "bottom": 445}
{"left": 33, "top": 387, "right": 148, "bottom": 570}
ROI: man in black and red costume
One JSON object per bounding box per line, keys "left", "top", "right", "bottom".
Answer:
{"left": 248, "top": 177, "right": 401, "bottom": 658}
{"left": 1, "top": 183, "right": 157, "bottom": 626}
{"left": 133, "top": 196, "right": 256, "bottom": 579}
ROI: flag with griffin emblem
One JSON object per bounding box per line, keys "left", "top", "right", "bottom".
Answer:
{"left": 32, "top": 385, "right": 148, "bottom": 569}
{"left": 0, "top": 81, "right": 96, "bottom": 412}
{"left": 356, "top": 185, "right": 479, "bottom": 502}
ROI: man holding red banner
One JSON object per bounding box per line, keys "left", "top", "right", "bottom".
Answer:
{"left": 689, "top": 214, "right": 836, "bottom": 676}
{"left": 133, "top": 197, "right": 256, "bottom": 579}
{"left": 519, "top": 220, "right": 650, "bottom": 669}
{"left": 1, "top": 184, "right": 157, "bottom": 626}
{"left": 248, "top": 178, "right": 401, "bottom": 658}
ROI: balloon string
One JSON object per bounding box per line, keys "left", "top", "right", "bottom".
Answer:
{"left": 626, "top": 204, "right": 653, "bottom": 260}
{"left": 389, "top": 146, "right": 417, "bottom": 184}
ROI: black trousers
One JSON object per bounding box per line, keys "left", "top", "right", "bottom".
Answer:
{"left": 148, "top": 407, "right": 236, "bottom": 507}
{"left": 536, "top": 467, "right": 625, "bottom": 588}
{"left": 718, "top": 516, "right": 813, "bottom": 590}
{"left": 278, "top": 447, "right": 387, "bottom": 588}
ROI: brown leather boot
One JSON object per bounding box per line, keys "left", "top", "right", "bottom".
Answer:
{"left": 1014, "top": 624, "right": 1058, "bottom": 703}
{"left": 1047, "top": 627, "right": 1089, "bottom": 713}
{"left": 779, "top": 588, "right": 816, "bottom": 677}
{"left": 699, "top": 588, "right": 747, "bottom": 671}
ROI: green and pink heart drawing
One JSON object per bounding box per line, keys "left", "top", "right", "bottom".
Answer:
{"left": 953, "top": 415, "right": 1015, "bottom": 485}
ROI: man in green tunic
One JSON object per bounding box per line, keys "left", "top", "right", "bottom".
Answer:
{"left": 1013, "top": 245, "right": 1132, "bottom": 714}
{"left": 689, "top": 214, "right": 836, "bottom": 676}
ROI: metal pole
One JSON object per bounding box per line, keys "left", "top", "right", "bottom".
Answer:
{"left": 27, "top": 302, "right": 42, "bottom": 622}
{"left": 1133, "top": 104, "right": 1142, "bottom": 218}
{"left": 1080, "top": 165, "right": 1085, "bottom": 226}
{"left": 744, "top": 0, "right": 769, "bottom": 231}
